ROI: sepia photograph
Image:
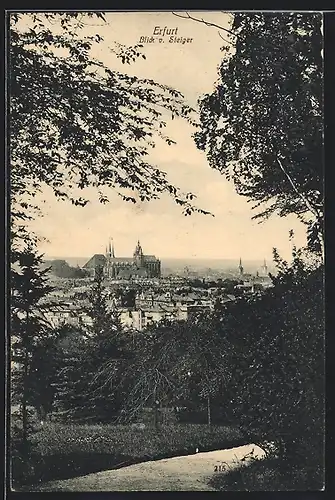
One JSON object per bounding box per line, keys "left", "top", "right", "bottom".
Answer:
{"left": 8, "top": 10, "right": 324, "bottom": 492}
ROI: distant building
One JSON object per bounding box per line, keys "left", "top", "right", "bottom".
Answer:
{"left": 119, "top": 302, "right": 213, "bottom": 331}
{"left": 120, "top": 304, "right": 179, "bottom": 331}
{"left": 83, "top": 239, "right": 161, "bottom": 279}
{"left": 43, "top": 303, "right": 93, "bottom": 328}
{"left": 238, "top": 257, "right": 244, "bottom": 277}
{"left": 260, "top": 258, "right": 268, "bottom": 276}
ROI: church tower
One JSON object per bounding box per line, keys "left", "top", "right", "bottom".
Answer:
{"left": 238, "top": 257, "right": 244, "bottom": 277}
{"left": 111, "top": 238, "right": 115, "bottom": 258}
{"left": 106, "top": 237, "right": 115, "bottom": 258}
{"left": 133, "top": 240, "right": 144, "bottom": 267}
{"left": 105, "top": 238, "right": 116, "bottom": 278}
{"left": 261, "top": 258, "right": 268, "bottom": 276}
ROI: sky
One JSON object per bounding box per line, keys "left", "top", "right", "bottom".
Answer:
{"left": 24, "top": 11, "right": 307, "bottom": 261}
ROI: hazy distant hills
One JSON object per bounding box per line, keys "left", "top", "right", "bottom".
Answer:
{"left": 44, "top": 256, "right": 274, "bottom": 274}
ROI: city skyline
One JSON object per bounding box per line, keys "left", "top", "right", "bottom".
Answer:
{"left": 45, "top": 236, "right": 273, "bottom": 261}
{"left": 44, "top": 249, "right": 274, "bottom": 271}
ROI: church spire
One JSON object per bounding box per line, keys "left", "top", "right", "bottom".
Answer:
{"left": 238, "top": 257, "right": 244, "bottom": 276}
{"left": 111, "top": 238, "right": 115, "bottom": 258}
{"left": 262, "top": 258, "right": 268, "bottom": 274}
{"left": 135, "top": 239, "right": 143, "bottom": 255}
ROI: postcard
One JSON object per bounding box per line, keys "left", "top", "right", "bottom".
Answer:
{"left": 8, "top": 10, "right": 325, "bottom": 492}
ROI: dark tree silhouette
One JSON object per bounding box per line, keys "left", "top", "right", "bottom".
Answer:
{"left": 11, "top": 245, "right": 53, "bottom": 445}
{"left": 193, "top": 13, "right": 323, "bottom": 254}
{"left": 9, "top": 11, "right": 209, "bottom": 237}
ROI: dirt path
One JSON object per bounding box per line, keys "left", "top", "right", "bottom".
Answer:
{"left": 31, "top": 444, "right": 265, "bottom": 491}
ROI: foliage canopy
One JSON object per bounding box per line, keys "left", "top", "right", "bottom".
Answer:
{"left": 195, "top": 13, "right": 323, "bottom": 252}
{"left": 10, "top": 11, "right": 208, "bottom": 240}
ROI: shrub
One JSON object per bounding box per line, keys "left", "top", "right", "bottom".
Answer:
{"left": 221, "top": 263, "right": 324, "bottom": 481}
{"left": 209, "top": 455, "right": 324, "bottom": 491}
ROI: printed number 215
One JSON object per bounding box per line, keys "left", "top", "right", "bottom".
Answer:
{"left": 214, "top": 465, "right": 226, "bottom": 472}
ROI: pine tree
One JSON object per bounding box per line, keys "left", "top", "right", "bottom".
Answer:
{"left": 56, "top": 266, "right": 131, "bottom": 422}
{"left": 11, "top": 243, "right": 53, "bottom": 446}
{"left": 28, "top": 326, "right": 70, "bottom": 421}
{"left": 54, "top": 327, "right": 94, "bottom": 421}
{"left": 85, "top": 267, "right": 130, "bottom": 421}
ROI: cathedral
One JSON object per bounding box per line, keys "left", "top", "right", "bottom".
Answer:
{"left": 83, "top": 239, "right": 161, "bottom": 279}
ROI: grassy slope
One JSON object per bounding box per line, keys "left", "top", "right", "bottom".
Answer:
{"left": 34, "top": 422, "right": 243, "bottom": 455}
{"left": 13, "top": 422, "right": 245, "bottom": 488}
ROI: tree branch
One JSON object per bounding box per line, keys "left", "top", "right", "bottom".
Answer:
{"left": 172, "top": 11, "right": 236, "bottom": 44}
{"left": 218, "top": 31, "right": 232, "bottom": 45}
{"left": 277, "top": 157, "right": 324, "bottom": 259}
{"left": 276, "top": 157, "right": 322, "bottom": 222}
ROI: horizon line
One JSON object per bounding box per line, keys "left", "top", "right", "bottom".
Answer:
{"left": 43, "top": 255, "right": 273, "bottom": 262}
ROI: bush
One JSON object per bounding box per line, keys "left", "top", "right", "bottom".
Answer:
{"left": 209, "top": 455, "right": 324, "bottom": 491}
{"left": 221, "top": 264, "right": 324, "bottom": 474}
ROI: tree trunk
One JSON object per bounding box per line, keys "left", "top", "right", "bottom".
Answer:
{"left": 154, "top": 405, "right": 159, "bottom": 430}
{"left": 22, "top": 348, "right": 29, "bottom": 448}
{"left": 160, "top": 400, "right": 165, "bottom": 425}
{"left": 37, "top": 405, "right": 47, "bottom": 422}
{"left": 153, "top": 386, "right": 159, "bottom": 430}
{"left": 207, "top": 394, "right": 212, "bottom": 430}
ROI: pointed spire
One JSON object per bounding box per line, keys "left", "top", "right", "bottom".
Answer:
{"left": 111, "top": 238, "right": 115, "bottom": 258}
{"left": 238, "top": 257, "right": 244, "bottom": 275}
{"left": 135, "top": 239, "right": 142, "bottom": 254}
{"left": 262, "top": 258, "right": 268, "bottom": 275}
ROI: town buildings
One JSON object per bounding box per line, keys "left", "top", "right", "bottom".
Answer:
{"left": 83, "top": 239, "right": 161, "bottom": 279}
{"left": 38, "top": 257, "right": 273, "bottom": 332}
